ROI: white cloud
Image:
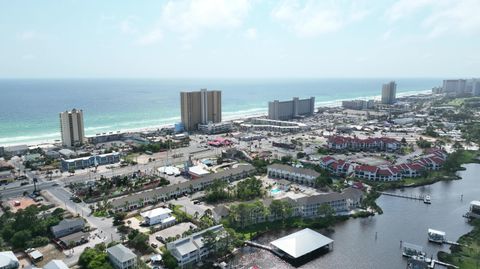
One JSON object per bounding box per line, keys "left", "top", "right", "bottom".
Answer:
{"left": 136, "top": 29, "right": 163, "bottom": 46}
{"left": 119, "top": 16, "right": 138, "bottom": 34}
{"left": 160, "top": 0, "right": 251, "bottom": 40}
{"left": 385, "top": 0, "right": 480, "bottom": 38}
{"left": 271, "top": 0, "right": 370, "bottom": 37}
{"left": 244, "top": 28, "right": 257, "bottom": 40}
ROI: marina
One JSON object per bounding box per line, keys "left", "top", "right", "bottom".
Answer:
{"left": 229, "top": 164, "right": 480, "bottom": 269}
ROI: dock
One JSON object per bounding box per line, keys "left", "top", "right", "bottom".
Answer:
{"left": 245, "top": 241, "right": 284, "bottom": 257}
{"left": 379, "top": 192, "right": 427, "bottom": 201}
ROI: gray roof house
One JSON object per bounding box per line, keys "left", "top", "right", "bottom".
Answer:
{"left": 44, "top": 260, "right": 69, "bottom": 269}
{"left": 107, "top": 244, "right": 137, "bottom": 269}
{"left": 51, "top": 218, "right": 85, "bottom": 238}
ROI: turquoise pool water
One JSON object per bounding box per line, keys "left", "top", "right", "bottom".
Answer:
{"left": 271, "top": 188, "right": 282, "bottom": 194}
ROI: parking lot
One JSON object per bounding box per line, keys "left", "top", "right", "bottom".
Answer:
{"left": 149, "top": 222, "right": 197, "bottom": 247}
{"left": 170, "top": 196, "right": 213, "bottom": 217}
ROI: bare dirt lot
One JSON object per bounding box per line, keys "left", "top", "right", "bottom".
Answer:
{"left": 6, "top": 197, "right": 37, "bottom": 212}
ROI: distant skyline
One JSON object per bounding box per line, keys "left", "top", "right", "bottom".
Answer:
{"left": 1, "top": 0, "right": 479, "bottom": 78}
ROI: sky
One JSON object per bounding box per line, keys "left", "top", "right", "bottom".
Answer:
{"left": 0, "top": 0, "right": 479, "bottom": 78}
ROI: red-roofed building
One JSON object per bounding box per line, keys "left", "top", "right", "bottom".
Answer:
{"left": 354, "top": 165, "right": 379, "bottom": 180}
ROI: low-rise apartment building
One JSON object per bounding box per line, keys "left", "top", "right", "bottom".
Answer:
{"left": 61, "top": 152, "right": 120, "bottom": 171}
{"left": 111, "top": 164, "right": 255, "bottom": 212}
{"left": 327, "top": 136, "right": 402, "bottom": 152}
{"left": 167, "top": 225, "right": 225, "bottom": 268}
{"left": 267, "top": 164, "right": 320, "bottom": 186}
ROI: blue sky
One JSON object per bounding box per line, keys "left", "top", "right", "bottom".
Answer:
{"left": 0, "top": 0, "right": 479, "bottom": 78}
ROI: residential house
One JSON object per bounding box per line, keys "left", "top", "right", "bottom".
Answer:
{"left": 167, "top": 225, "right": 225, "bottom": 268}
{"left": 107, "top": 244, "right": 137, "bottom": 269}
{"left": 51, "top": 218, "right": 85, "bottom": 238}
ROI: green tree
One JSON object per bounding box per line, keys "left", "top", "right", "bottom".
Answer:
{"left": 162, "top": 250, "right": 178, "bottom": 269}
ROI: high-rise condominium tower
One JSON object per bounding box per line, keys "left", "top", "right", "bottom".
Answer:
{"left": 59, "top": 109, "right": 85, "bottom": 147}
{"left": 180, "top": 89, "right": 222, "bottom": 131}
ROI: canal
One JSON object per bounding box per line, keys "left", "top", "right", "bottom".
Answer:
{"left": 229, "top": 163, "right": 480, "bottom": 269}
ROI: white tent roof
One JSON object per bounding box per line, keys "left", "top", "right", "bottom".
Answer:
{"left": 270, "top": 228, "right": 333, "bottom": 259}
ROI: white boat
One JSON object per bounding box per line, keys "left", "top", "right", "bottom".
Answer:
{"left": 428, "top": 229, "right": 445, "bottom": 244}
{"left": 423, "top": 195, "right": 431, "bottom": 204}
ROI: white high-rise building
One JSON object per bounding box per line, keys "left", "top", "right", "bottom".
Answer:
{"left": 381, "top": 81, "right": 397, "bottom": 105}
{"left": 59, "top": 109, "right": 85, "bottom": 147}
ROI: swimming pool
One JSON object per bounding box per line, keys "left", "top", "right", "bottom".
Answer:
{"left": 270, "top": 188, "right": 282, "bottom": 194}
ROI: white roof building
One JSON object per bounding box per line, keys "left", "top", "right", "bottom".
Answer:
{"left": 0, "top": 251, "right": 19, "bottom": 269}
{"left": 44, "top": 260, "right": 69, "bottom": 269}
{"left": 270, "top": 228, "right": 333, "bottom": 259}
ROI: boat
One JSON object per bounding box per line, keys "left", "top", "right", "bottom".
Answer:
{"left": 428, "top": 229, "right": 445, "bottom": 244}
{"left": 423, "top": 195, "right": 431, "bottom": 204}
{"left": 402, "top": 242, "right": 426, "bottom": 258}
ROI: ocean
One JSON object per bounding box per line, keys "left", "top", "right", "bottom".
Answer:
{"left": 0, "top": 78, "right": 440, "bottom": 146}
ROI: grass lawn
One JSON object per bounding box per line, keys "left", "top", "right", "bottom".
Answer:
{"left": 447, "top": 98, "right": 466, "bottom": 107}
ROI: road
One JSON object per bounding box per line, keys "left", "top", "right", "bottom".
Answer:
{"left": 0, "top": 147, "right": 219, "bottom": 200}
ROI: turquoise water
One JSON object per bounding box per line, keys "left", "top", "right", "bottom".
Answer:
{"left": 0, "top": 78, "right": 440, "bottom": 146}
{"left": 271, "top": 188, "right": 282, "bottom": 194}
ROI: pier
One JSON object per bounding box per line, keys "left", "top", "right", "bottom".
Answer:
{"left": 379, "top": 192, "right": 428, "bottom": 201}
{"left": 245, "top": 241, "right": 284, "bottom": 257}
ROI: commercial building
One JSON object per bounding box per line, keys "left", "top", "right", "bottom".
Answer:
{"left": 110, "top": 164, "right": 255, "bottom": 211}
{"left": 198, "top": 121, "right": 232, "bottom": 134}
{"left": 0, "top": 251, "right": 19, "bottom": 269}
{"left": 167, "top": 225, "right": 225, "bottom": 267}
{"left": 381, "top": 81, "right": 397, "bottom": 104}
{"left": 140, "top": 207, "right": 176, "bottom": 227}
{"left": 59, "top": 109, "right": 85, "bottom": 147}
{"left": 267, "top": 164, "right": 320, "bottom": 186}
{"left": 60, "top": 152, "right": 120, "bottom": 171}
{"left": 51, "top": 218, "right": 85, "bottom": 238}
{"left": 342, "top": 99, "right": 375, "bottom": 110}
{"left": 3, "top": 145, "right": 29, "bottom": 156}
{"left": 268, "top": 97, "right": 315, "bottom": 120}
{"left": 240, "top": 118, "right": 308, "bottom": 133}
{"left": 107, "top": 244, "right": 137, "bottom": 269}
{"left": 180, "top": 89, "right": 222, "bottom": 131}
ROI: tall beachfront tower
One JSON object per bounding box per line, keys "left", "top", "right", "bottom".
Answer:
{"left": 381, "top": 81, "right": 397, "bottom": 105}
{"left": 180, "top": 89, "right": 222, "bottom": 131}
{"left": 59, "top": 109, "right": 85, "bottom": 147}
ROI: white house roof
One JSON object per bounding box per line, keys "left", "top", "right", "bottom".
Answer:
{"left": 140, "top": 207, "right": 172, "bottom": 219}
{"left": 189, "top": 165, "right": 210, "bottom": 176}
{"left": 44, "top": 260, "right": 69, "bottom": 269}
{"left": 0, "top": 251, "right": 19, "bottom": 268}
{"left": 270, "top": 228, "right": 333, "bottom": 259}
{"left": 175, "top": 240, "right": 198, "bottom": 256}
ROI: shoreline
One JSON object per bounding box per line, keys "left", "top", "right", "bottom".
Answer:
{"left": 0, "top": 89, "right": 432, "bottom": 148}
